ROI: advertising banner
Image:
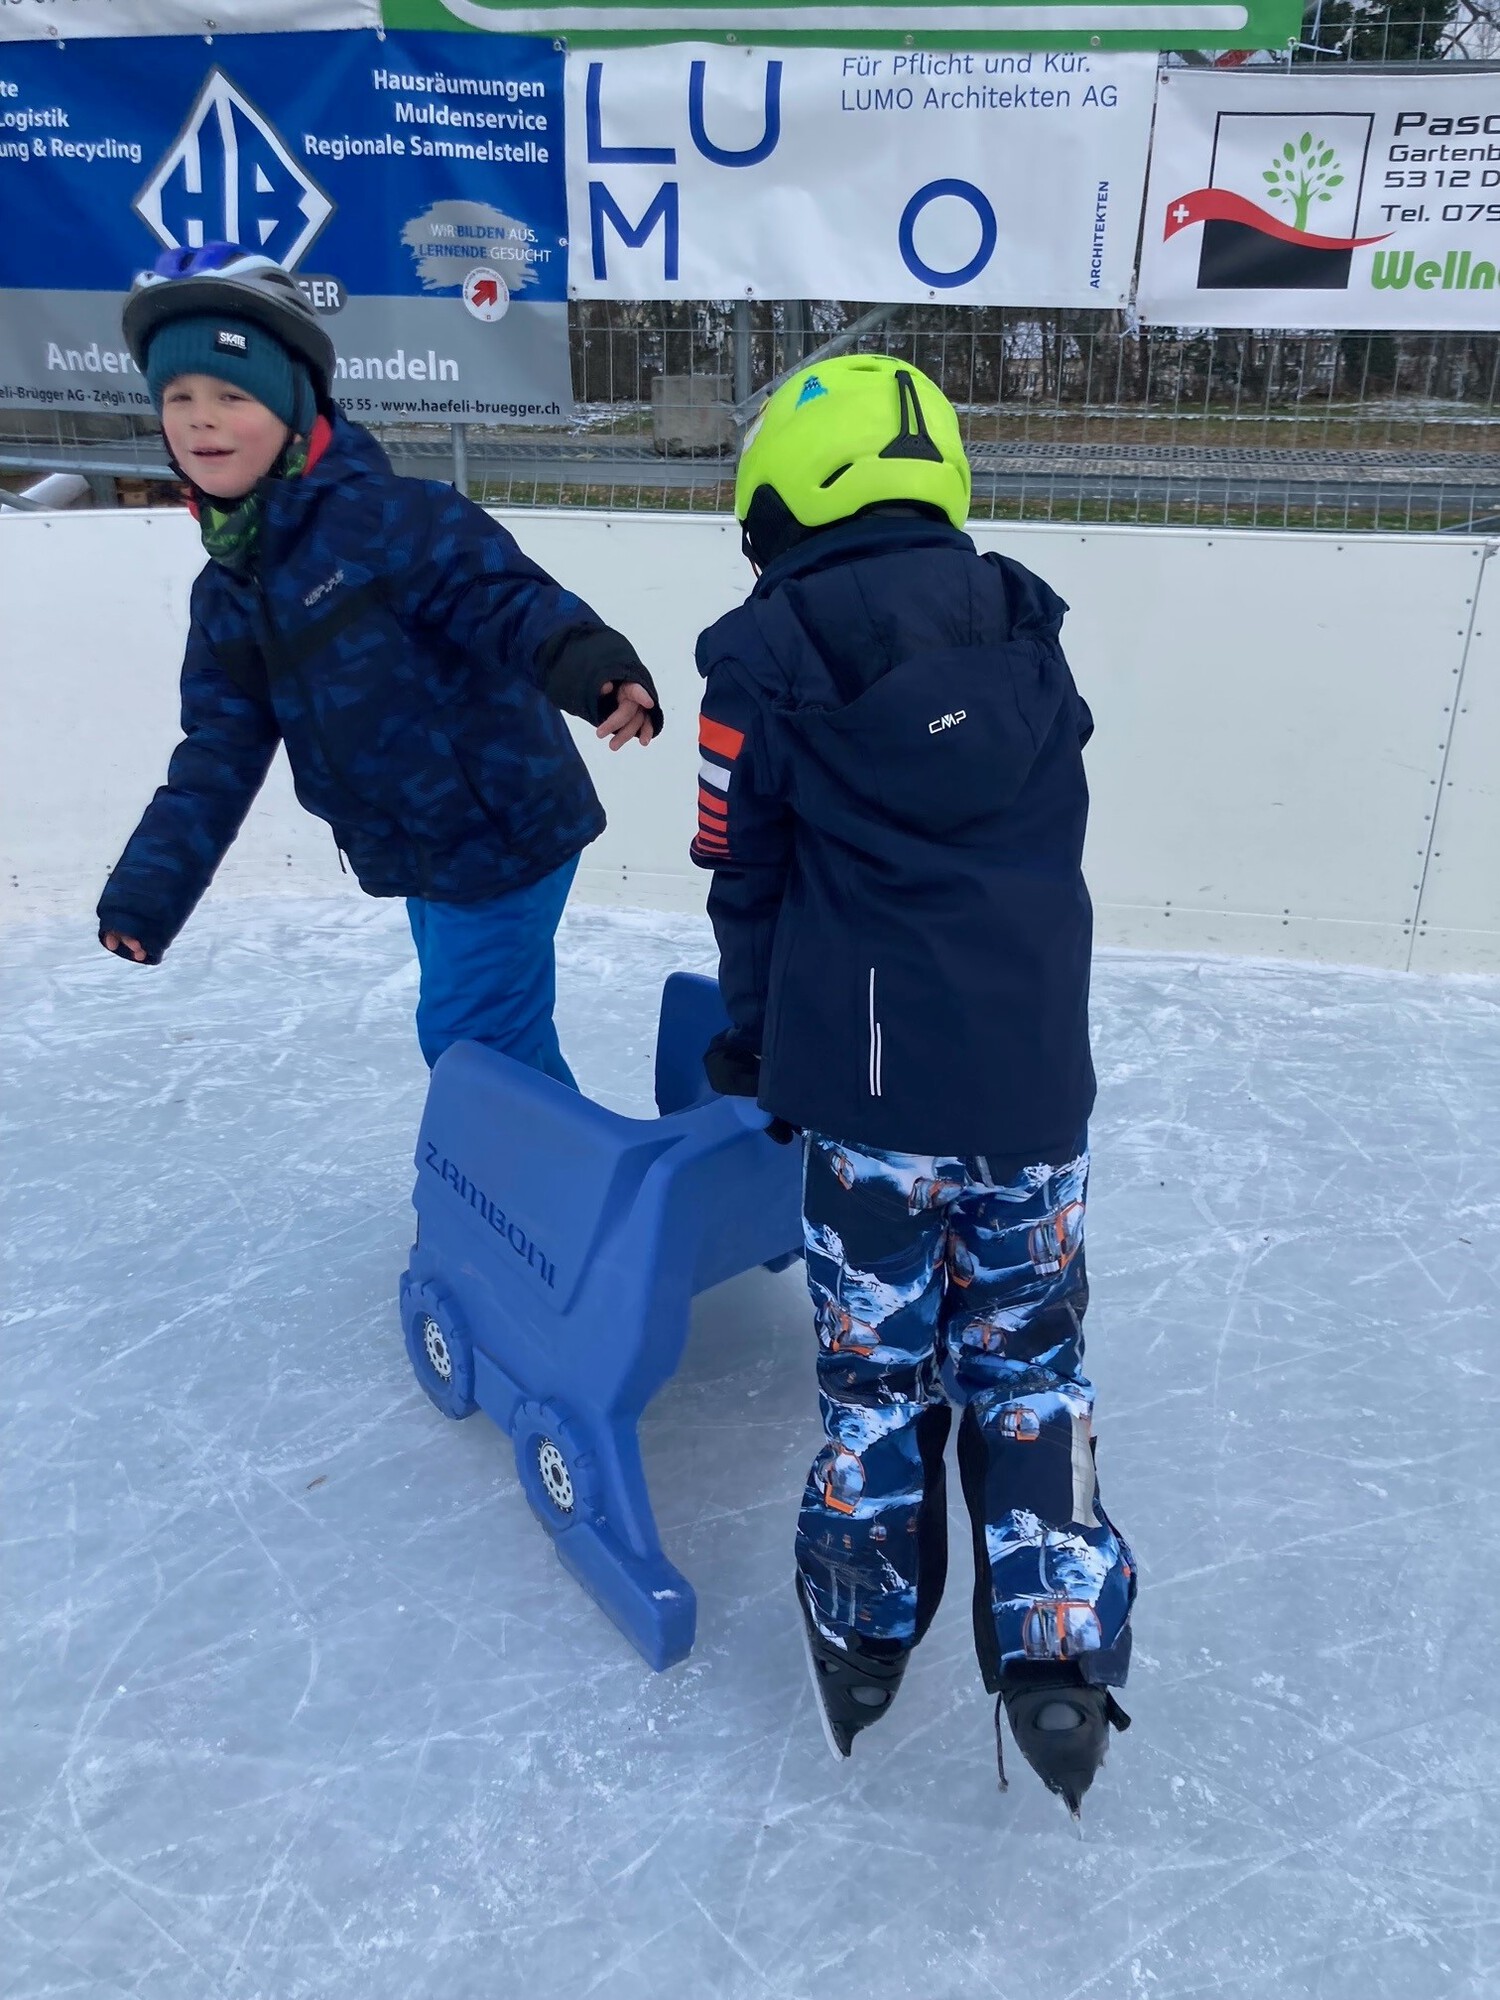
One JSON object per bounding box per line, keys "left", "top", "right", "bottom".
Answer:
{"left": 0, "top": 2, "right": 378, "bottom": 39}
{"left": 382, "top": 0, "right": 1301, "bottom": 56}
{"left": 0, "top": 29, "right": 574, "bottom": 420}
{"left": 1138, "top": 67, "right": 1500, "bottom": 331}
{"left": 566, "top": 42, "right": 1157, "bottom": 304}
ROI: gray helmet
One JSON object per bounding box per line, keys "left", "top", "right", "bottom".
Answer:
{"left": 123, "top": 244, "right": 335, "bottom": 398}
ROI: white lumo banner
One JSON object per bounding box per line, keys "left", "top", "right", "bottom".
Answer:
{"left": 566, "top": 42, "right": 1157, "bottom": 305}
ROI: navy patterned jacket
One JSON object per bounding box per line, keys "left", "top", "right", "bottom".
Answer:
{"left": 98, "top": 410, "right": 656, "bottom": 961}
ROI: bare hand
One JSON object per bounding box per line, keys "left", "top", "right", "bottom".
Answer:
{"left": 102, "top": 931, "right": 149, "bottom": 963}
{"left": 596, "top": 680, "right": 657, "bottom": 752}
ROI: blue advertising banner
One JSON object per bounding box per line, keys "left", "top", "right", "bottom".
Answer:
{"left": 0, "top": 29, "right": 574, "bottom": 420}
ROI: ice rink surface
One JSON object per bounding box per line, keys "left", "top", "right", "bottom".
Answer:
{"left": 3, "top": 897, "right": 1497, "bottom": 2000}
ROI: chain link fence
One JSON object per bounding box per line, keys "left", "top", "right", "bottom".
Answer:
{"left": 8, "top": 306, "right": 1492, "bottom": 533}
{"left": 3, "top": 14, "right": 1497, "bottom": 533}
{"left": 523, "top": 304, "right": 1500, "bottom": 533}
{"left": 1293, "top": 0, "right": 1497, "bottom": 60}
{"left": 593, "top": 308, "right": 1499, "bottom": 535}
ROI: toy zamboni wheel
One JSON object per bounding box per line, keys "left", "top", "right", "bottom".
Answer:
{"left": 512, "top": 1401, "right": 598, "bottom": 1531}
{"left": 400, "top": 1275, "right": 476, "bottom": 1421}
{"left": 536, "top": 1439, "right": 575, "bottom": 1514}
{"left": 423, "top": 1316, "right": 453, "bottom": 1382}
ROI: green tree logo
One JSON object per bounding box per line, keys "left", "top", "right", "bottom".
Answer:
{"left": 1262, "top": 133, "right": 1345, "bottom": 233}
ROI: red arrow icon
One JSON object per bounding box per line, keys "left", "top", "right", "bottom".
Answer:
{"left": 471, "top": 277, "right": 500, "bottom": 308}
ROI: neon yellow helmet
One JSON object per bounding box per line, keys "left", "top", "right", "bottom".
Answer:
{"left": 735, "top": 354, "right": 971, "bottom": 565}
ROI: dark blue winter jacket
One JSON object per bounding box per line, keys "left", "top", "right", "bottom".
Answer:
{"left": 691, "top": 515, "right": 1095, "bottom": 1161}
{"left": 98, "top": 411, "right": 655, "bottom": 961}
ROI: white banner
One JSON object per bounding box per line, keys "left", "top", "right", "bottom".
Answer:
{"left": 409, "top": 1, "right": 1293, "bottom": 48}
{"left": 1138, "top": 68, "right": 1500, "bottom": 332}
{"left": 0, "top": 0, "right": 376, "bottom": 37}
{"left": 565, "top": 43, "right": 1157, "bottom": 305}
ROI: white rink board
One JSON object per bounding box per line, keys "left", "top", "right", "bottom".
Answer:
{"left": 1410, "top": 572, "right": 1500, "bottom": 975}
{"left": 0, "top": 514, "right": 349, "bottom": 915}
{"left": 1, "top": 508, "right": 1495, "bottom": 970}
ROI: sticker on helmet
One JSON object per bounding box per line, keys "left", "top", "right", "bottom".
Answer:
{"left": 795, "top": 375, "right": 828, "bottom": 406}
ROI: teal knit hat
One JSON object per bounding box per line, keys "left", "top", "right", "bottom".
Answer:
{"left": 144, "top": 312, "right": 316, "bottom": 433}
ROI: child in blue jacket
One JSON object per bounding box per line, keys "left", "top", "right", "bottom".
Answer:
{"left": 98, "top": 246, "right": 661, "bottom": 1078}
{"left": 692, "top": 357, "right": 1134, "bottom": 1814}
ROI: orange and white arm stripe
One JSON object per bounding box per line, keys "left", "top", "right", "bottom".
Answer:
{"left": 693, "top": 713, "right": 744, "bottom": 861}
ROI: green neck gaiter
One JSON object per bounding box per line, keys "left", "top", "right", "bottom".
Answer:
{"left": 197, "top": 436, "right": 309, "bottom": 574}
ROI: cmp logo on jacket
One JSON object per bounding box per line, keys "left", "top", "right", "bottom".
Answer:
{"left": 1164, "top": 112, "right": 1388, "bottom": 290}
{"left": 928, "top": 709, "right": 967, "bottom": 735}
{"left": 135, "top": 67, "right": 335, "bottom": 270}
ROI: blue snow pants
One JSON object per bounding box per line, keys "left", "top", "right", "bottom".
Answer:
{"left": 405, "top": 856, "right": 579, "bottom": 1082}
{"left": 797, "top": 1133, "right": 1135, "bottom": 1689}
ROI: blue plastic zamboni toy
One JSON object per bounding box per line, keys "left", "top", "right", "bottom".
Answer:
{"left": 398, "top": 973, "right": 803, "bottom": 1670}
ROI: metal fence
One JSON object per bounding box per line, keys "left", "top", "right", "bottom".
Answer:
{"left": 522, "top": 305, "right": 1500, "bottom": 534}
{"left": 7, "top": 305, "right": 1493, "bottom": 533}
{"left": 1293, "top": 0, "right": 1497, "bottom": 60}
{"left": 3, "top": 13, "right": 1497, "bottom": 534}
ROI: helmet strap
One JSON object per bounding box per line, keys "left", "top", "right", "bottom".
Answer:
{"left": 742, "top": 486, "right": 812, "bottom": 570}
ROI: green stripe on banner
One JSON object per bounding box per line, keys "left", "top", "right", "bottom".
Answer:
{"left": 380, "top": 0, "right": 1301, "bottom": 54}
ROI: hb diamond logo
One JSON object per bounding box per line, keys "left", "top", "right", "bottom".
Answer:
{"left": 135, "top": 69, "right": 334, "bottom": 269}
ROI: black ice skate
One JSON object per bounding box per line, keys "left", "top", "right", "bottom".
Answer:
{"left": 997, "top": 1664, "right": 1131, "bottom": 1817}
{"left": 796, "top": 1576, "right": 909, "bottom": 1760}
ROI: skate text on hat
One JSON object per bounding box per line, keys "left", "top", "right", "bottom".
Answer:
{"left": 215, "top": 329, "right": 249, "bottom": 353}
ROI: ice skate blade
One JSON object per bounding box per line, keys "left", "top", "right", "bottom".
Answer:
{"left": 1042, "top": 1765, "right": 1099, "bottom": 1822}
{"left": 1037, "top": 1777, "right": 1087, "bottom": 1834}
{"left": 798, "top": 1591, "right": 852, "bottom": 1763}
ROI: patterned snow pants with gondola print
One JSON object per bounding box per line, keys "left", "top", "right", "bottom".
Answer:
{"left": 796, "top": 1132, "right": 1135, "bottom": 1689}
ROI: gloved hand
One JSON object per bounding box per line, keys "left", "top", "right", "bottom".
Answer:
{"left": 704, "top": 1027, "right": 761, "bottom": 1099}
{"left": 535, "top": 623, "right": 664, "bottom": 741}
{"left": 703, "top": 1030, "right": 800, "bottom": 1145}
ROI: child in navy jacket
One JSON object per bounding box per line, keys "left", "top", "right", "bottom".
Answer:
{"left": 98, "top": 246, "right": 661, "bottom": 1078}
{"left": 691, "top": 356, "right": 1134, "bottom": 1814}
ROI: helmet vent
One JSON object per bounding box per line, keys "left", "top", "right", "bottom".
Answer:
{"left": 878, "top": 369, "right": 945, "bottom": 465}
{"left": 819, "top": 463, "right": 853, "bottom": 489}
